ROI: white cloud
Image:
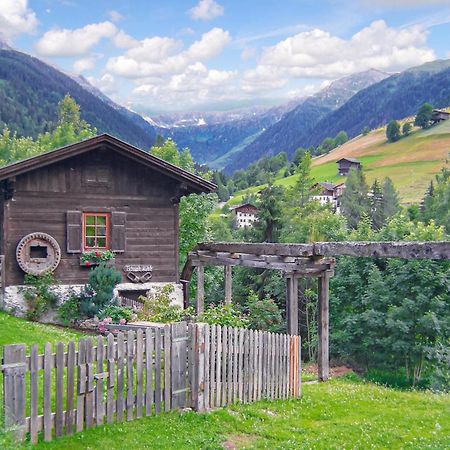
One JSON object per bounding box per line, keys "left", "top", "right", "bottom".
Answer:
{"left": 106, "top": 27, "right": 230, "bottom": 78}
{"left": 112, "top": 30, "right": 138, "bottom": 49}
{"left": 188, "top": 0, "right": 224, "bottom": 21}
{"left": 242, "top": 20, "right": 435, "bottom": 93}
{"left": 35, "top": 21, "right": 117, "bottom": 57}
{"left": 107, "top": 10, "right": 123, "bottom": 23}
{"left": 87, "top": 73, "right": 117, "bottom": 94}
{"left": 73, "top": 54, "right": 101, "bottom": 73}
{"left": 241, "top": 47, "right": 257, "bottom": 61}
{"left": 0, "top": 0, "right": 38, "bottom": 40}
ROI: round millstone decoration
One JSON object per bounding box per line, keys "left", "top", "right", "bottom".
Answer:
{"left": 16, "top": 232, "right": 61, "bottom": 276}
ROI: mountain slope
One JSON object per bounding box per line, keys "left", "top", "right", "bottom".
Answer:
{"left": 0, "top": 49, "right": 156, "bottom": 148}
{"left": 303, "top": 59, "right": 450, "bottom": 148}
{"left": 227, "top": 119, "right": 450, "bottom": 206}
{"left": 224, "top": 69, "right": 389, "bottom": 173}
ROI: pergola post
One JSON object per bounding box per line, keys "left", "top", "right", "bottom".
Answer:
{"left": 196, "top": 265, "right": 205, "bottom": 315}
{"left": 317, "top": 271, "right": 330, "bottom": 381}
{"left": 224, "top": 265, "right": 232, "bottom": 304}
{"left": 286, "top": 275, "right": 299, "bottom": 335}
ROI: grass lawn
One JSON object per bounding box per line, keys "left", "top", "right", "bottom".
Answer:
{"left": 0, "top": 312, "right": 86, "bottom": 352}
{"left": 8, "top": 377, "right": 446, "bottom": 450}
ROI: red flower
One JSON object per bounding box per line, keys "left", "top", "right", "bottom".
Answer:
{"left": 95, "top": 251, "right": 101, "bottom": 257}
{"left": 85, "top": 261, "right": 91, "bottom": 267}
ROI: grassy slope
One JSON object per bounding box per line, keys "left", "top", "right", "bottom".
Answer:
{"left": 20, "top": 377, "right": 449, "bottom": 450}
{"left": 227, "top": 120, "right": 450, "bottom": 206}
{"left": 0, "top": 312, "right": 86, "bottom": 351}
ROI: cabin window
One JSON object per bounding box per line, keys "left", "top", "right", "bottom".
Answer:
{"left": 83, "top": 213, "right": 110, "bottom": 250}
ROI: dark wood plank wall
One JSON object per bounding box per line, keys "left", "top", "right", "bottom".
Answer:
{"left": 4, "top": 147, "right": 180, "bottom": 286}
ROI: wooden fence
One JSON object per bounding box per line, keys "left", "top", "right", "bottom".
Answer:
{"left": 1, "top": 323, "right": 301, "bottom": 444}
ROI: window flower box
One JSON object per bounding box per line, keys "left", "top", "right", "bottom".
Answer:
{"left": 80, "top": 250, "right": 115, "bottom": 267}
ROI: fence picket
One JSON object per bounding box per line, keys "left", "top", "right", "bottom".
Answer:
{"left": 55, "top": 342, "right": 64, "bottom": 437}
{"left": 76, "top": 339, "right": 86, "bottom": 432}
{"left": 238, "top": 328, "right": 244, "bottom": 402}
{"left": 136, "top": 329, "right": 144, "bottom": 418}
{"left": 154, "top": 327, "right": 162, "bottom": 413}
{"left": 164, "top": 324, "right": 171, "bottom": 412}
{"left": 29, "top": 344, "right": 39, "bottom": 444}
{"left": 145, "top": 328, "right": 153, "bottom": 416}
{"left": 209, "top": 324, "right": 216, "bottom": 408}
{"left": 232, "top": 327, "right": 238, "bottom": 403}
{"left": 204, "top": 324, "right": 210, "bottom": 410}
{"left": 227, "top": 327, "right": 233, "bottom": 405}
{"left": 221, "top": 326, "right": 227, "bottom": 407}
{"left": 96, "top": 335, "right": 105, "bottom": 426}
{"left": 126, "top": 330, "right": 135, "bottom": 421}
{"left": 116, "top": 332, "right": 125, "bottom": 422}
{"left": 43, "top": 342, "right": 52, "bottom": 441}
{"left": 215, "top": 325, "right": 222, "bottom": 408}
{"left": 85, "top": 338, "right": 95, "bottom": 429}
{"left": 106, "top": 334, "right": 115, "bottom": 424}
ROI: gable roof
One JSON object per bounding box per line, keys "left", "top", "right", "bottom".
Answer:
{"left": 336, "top": 157, "right": 361, "bottom": 164}
{"left": 230, "top": 203, "right": 258, "bottom": 212}
{"left": 0, "top": 134, "right": 216, "bottom": 194}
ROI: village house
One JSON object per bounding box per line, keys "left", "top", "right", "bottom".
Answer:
{"left": 0, "top": 134, "right": 215, "bottom": 314}
{"left": 311, "top": 182, "right": 346, "bottom": 213}
{"left": 336, "top": 157, "right": 361, "bottom": 176}
{"left": 231, "top": 203, "right": 259, "bottom": 228}
{"left": 431, "top": 109, "right": 450, "bottom": 124}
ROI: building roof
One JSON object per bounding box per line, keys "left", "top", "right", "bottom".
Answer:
{"left": 230, "top": 203, "right": 259, "bottom": 212}
{"left": 0, "top": 134, "right": 216, "bottom": 194}
{"left": 336, "top": 157, "right": 361, "bottom": 164}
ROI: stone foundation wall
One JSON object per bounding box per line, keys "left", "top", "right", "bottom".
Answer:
{"left": 1, "top": 282, "right": 184, "bottom": 324}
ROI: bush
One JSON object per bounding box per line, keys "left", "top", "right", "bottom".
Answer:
{"left": 57, "top": 292, "right": 81, "bottom": 325}
{"left": 199, "top": 303, "right": 249, "bottom": 328}
{"left": 137, "top": 284, "right": 194, "bottom": 323}
{"left": 246, "top": 291, "right": 283, "bottom": 332}
{"left": 21, "top": 272, "right": 58, "bottom": 321}
{"left": 79, "top": 263, "right": 122, "bottom": 317}
{"left": 402, "top": 122, "right": 412, "bottom": 136}
{"left": 98, "top": 305, "right": 133, "bottom": 323}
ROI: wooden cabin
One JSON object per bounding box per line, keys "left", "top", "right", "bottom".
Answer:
{"left": 432, "top": 109, "right": 450, "bottom": 124}
{"left": 336, "top": 157, "right": 361, "bottom": 176}
{"left": 0, "top": 134, "right": 215, "bottom": 313}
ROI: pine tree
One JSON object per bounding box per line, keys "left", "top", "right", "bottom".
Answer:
{"left": 381, "top": 177, "right": 400, "bottom": 221}
{"left": 340, "top": 168, "right": 370, "bottom": 229}
{"left": 370, "top": 179, "right": 384, "bottom": 230}
{"left": 292, "top": 151, "right": 315, "bottom": 209}
{"left": 255, "top": 182, "right": 284, "bottom": 242}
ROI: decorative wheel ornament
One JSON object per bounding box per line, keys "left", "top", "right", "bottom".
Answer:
{"left": 16, "top": 232, "right": 61, "bottom": 276}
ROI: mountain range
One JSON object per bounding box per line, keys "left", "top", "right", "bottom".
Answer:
{"left": 1, "top": 43, "right": 450, "bottom": 175}
{"left": 0, "top": 47, "right": 156, "bottom": 149}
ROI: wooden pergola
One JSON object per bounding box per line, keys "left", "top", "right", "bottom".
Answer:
{"left": 181, "top": 241, "right": 450, "bottom": 382}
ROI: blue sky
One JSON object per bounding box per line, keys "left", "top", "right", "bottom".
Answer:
{"left": 1, "top": 0, "right": 450, "bottom": 114}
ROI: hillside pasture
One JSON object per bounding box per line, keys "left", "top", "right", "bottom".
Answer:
{"left": 226, "top": 120, "right": 450, "bottom": 206}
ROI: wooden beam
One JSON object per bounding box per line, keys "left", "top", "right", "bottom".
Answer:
{"left": 196, "top": 265, "right": 205, "bottom": 315}
{"left": 317, "top": 272, "right": 330, "bottom": 382}
{"left": 314, "top": 241, "right": 450, "bottom": 260}
{"left": 286, "top": 276, "right": 299, "bottom": 335}
{"left": 224, "top": 266, "right": 232, "bottom": 304}
{"left": 198, "top": 242, "right": 315, "bottom": 257}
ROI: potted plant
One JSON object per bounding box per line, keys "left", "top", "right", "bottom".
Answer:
{"left": 80, "top": 249, "right": 115, "bottom": 267}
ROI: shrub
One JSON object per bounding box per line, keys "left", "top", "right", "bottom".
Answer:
{"left": 82, "top": 263, "right": 122, "bottom": 317}
{"left": 57, "top": 292, "right": 81, "bottom": 325}
{"left": 199, "top": 303, "right": 248, "bottom": 328}
{"left": 98, "top": 305, "right": 133, "bottom": 323}
{"left": 402, "top": 122, "right": 412, "bottom": 136}
{"left": 137, "top": 284, "right": 194, "bottom": 323}
{"left": 246, "top": 291, "right": 283, "bottom": 332}
{"left": 21, "top": 272, "right": 58, "bottom": 321}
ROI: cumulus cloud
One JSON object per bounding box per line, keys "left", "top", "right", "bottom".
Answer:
{"left": 73, "top": 54, "right": 101, "bottom": 73}
{"left": 87, "top": 73, "right": 117, "bottom": 95}
{"left": 188, "top": 0, "right": 224, "bottom": 21}
{"left": 0, "top": 0, "right": 38, "bottom": 40}
{"left": 35, "top": 21, "right": 117, "bottom": 57}
{"left": 242, "top": 20, "right": 435, "bottom": 93}
{"left": 106, "top": 27, "right": 230, "bottom": 78}
{"left": 112, "top": 30, "right": 138, "bottom": 49}
{"left": 107, "top": 10, "right": 123, "bottom": 23}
